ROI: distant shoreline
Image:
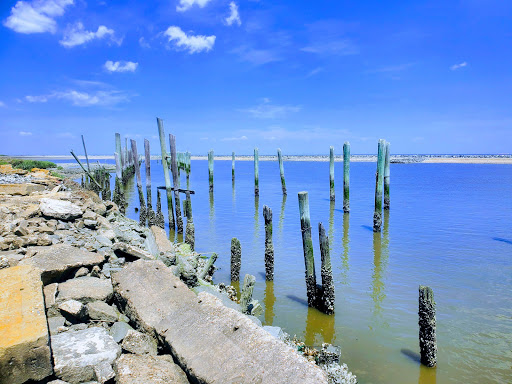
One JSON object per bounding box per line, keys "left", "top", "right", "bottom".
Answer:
{"left": 4, "top": 154, "right": 512, "bottom": 164}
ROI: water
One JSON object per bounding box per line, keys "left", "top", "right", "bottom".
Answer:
{"left": 119, "top": 159, "right": 511, "bottom": 384}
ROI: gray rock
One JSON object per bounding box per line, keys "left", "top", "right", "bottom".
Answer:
{"left": 57, "top": 277, "right": 113, "bottom": 304}
{"left": 121, "top": 329, "right": 158, "bottom": 356}
{"left": 68, "top": 323, "right": 88, "bottom": 332}
{"left": 86, "top": 301, "right": 119, "bottom": 323}
{"left": 19, "top": 244, "right": 105, "bottom": 285}
{"left": 99, "top": 230, "right": 115, "bottom": 241}
{"left": 48, "top": 316, "right": 66, "bottom": 335}
{"left": 74, "top": 267, "right": 89, "bottom": 278}
{"left": 51, "top": 327, "right": 121, "bottom": 384}
{"left": 109, "top": 322, "right": 133, "bottom": 343}
{"left": 95, "top": 236, "right": 112, "bottom": 247}
{"left": 48, "top": 380, "right": 71, "bottom": 384}
{"left": 247, "top": 315, "right": 262, "bottom": 327}
{"left": 58, "top": 299, "right": 86, "bottom": 321}
{"left": 84, "top": 220, "right": 98, "bottom": 229}
{"left": 44, "top": 283, "right": 59, "bottom": 316}
{"left": 83, "top": 210, "right": 97, "bottom": 220}
{"left": 263, "top": 326, "right": 286, "bottom": 341}
{"left": 40, "top": 199, "right": 82, "bottom": 221}
{"left": 114, "top": 354, "right": 189, "bottom": 384}
{"left": 112, "top": 242, "right": 154, "bottom": 261}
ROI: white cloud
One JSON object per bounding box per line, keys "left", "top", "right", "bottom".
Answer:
{"left": 225, "top": 2, "right": 241, "bottom": 26}
{"left": 60, "top": 22, "right": 119, "bottom": 48}
{"left": 221, "top": 135, "right": 247, "bottom": 142}
{"left": 306, "top": 67, "right": 323, "bottom": 77}
{"left": 240, "top": 99, "right": 301, "bottom": 119}
{"left": 104, "top": 60, "right": 138, "bottom": 73}
{"left": 176, "top": 0, "right": 212, "bottom": 12}
{"left": 232, "top": 46, "right": 281, "bottom": 66}
{"left": 163, "top": 26, "right": 215, "bottom": 54}
{"left": 139, "top": 37, "right": 150, "bottom": 48}
{"left": 3, "top": 0, "right": 73, "bottom": 34}
{"left": 25, "top": 90, "right": 132, "bottom": 107}
{"left": 19, "top": 131, "right": 32, "bottom": 136}
{"left": 301, "top": 39, "right": 358, "bottom": 55}
{"left": 56, "top": 132, "right": 75, "bottom": 138}
{"left": 0, "top": 101, "right": 6, "bottom": 108}
{"left": 450, "top": 62, "right": 467, "bottom": 71}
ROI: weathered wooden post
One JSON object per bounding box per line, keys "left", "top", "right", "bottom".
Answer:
{"left": 113, "top": 152, "right": 125, "bottom": 213}
{"left": 81, "top": 134, "right": 91, "bottom": 173}
{"left": 318, "top": 222, "right": 335, "bottom": 314}
{"left": 263, "top": 205, "right": 274, "bottom": 281}
{"left": 131, "top": 140, "right": 146, "bottom": 226}
{"left": 186, "top": 151, "right": 191, "bottom": 190}
{"left": 230, "top": 237, "right": 241, "bottom": 281}
{"left": 169, "top": 134, "right": 183, "bottom": 233}
{"left": 298, "top": 191, "right": 317, "bottom": 307}
{"left": 184, "top": 192, "right": 194, "bottom": 250}
{"left": 329, "top": 146, "right": 335, "bottom": 201}
{"left": 384, "top": 141, "right": 390, "bottom": 210}
{"left": 240, "top": 274, "right": 256, "bottom": 315}
{"left": 157, "top": 118, "right": 175, "bottom": 230}
{"left": 343, "top": 142, "right": 350, "bottom": 212}
{"left": 208, "top": 150, "right": 214, "bottom": 192}
{"left": 373, "top": 139, "right": 386, "bottom": 232}
{"left": 254, "top": 148, "right": 259, "bottom": 196}
{"left": 115, "top": 133, "right": 123, "bottom": 171}
{"left": 419, "top": 285, "right": 437, "bottom": 367}
{"left": 155, "top": 190, "right": 165, "bottom": 229}
{"left": 277, "top": 148, "right": 286, "bottom": 195}
{"left": 199, "top": 253, "right": 217, "bottom": 280}
{"left": 144, "top": 139, "right": 156, "bottom": 226}
{"left": 232, "top": 151, "right": 235, "bottom": 183}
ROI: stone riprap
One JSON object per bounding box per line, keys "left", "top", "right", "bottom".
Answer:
{"left": 114, "top": 354, "right": 189, "bottom": 384}
{"left": 40, "top": 198, "right": 83, "bottom": 221}
{"left": 113, "top": 260, "right": 329, "bottom": 383}
{"left": 0, "top": 266, "right": 52, "bottom": 384}
{"left": 56, "top": 276, "right": 114, "bottom": 304}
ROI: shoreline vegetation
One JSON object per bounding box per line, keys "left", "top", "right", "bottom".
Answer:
{"left": 5, "top": 154, "right": 512, "bottom": 164}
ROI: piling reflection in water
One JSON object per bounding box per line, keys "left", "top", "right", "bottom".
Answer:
{"left": 329, "top": 200, "right": 335, "bottom": 250}
{"left": 418, "top": 364, "right": 437, "bottom": 384}
{"left": 371, "top": 210, "right": 390, "bottom": 320}
{"left": 208, "top": 191, "right": 215, "bottom": 251}
{"left": 304, "top": 307, "right": 336, "bottom": 346}
{"left": 231, "top": 280, "right": 241, "bottom": 301}
{"left": 253, "top": 194, "right": 260, "bottom": 251}
{"left": 264, "top": 281, "right": 275, "bottom": 325}
{"left": 340, "top": 212, "right": 350, "bottom": 285}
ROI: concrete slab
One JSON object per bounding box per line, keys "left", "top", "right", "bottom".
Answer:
{"left": 113, "top": 260, "right": 328, "bottom": 384}
{"left": 114, "top": 354, "right": 189, "bottom": 384}
{"left": 0, "top": 265, "right": 52, "bottom": 384}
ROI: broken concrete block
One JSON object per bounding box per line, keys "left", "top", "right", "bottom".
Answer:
{"left": 57, "top": 277, "right": 113, "bottom": 304}
{"left": 58, "top": 299, "right": 86, "bottom": 322}
{"left": 19, "top": 244, "right": 105, "bottom": 285}
{"left": 86, "top": 301, "right": 119, "bottom": 323}
{"left": 40, "top": 198, "right": 82, "bottom": 221}
{"left": 0, "top": 266, "right": 53, "bottom": 384}
{"left": 109, "top": 322, "right": 133, "bottom": 343}
{"left": 121, "top": 329, "right": 157, "bottom": 356}
{"left": 48, "top": 316, "right": 66, "bottom": 335}
{"left": 51, "top": 327, "right": 121, "bottom": 384}
{"left": 114, "top": 354, "right": 189, "bottom": 384}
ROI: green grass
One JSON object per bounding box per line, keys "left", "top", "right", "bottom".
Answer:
{"left": 4, "top": 158, "right": 57, "bottom": 170}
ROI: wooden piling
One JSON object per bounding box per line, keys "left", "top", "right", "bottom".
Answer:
{"left": 343, "top": 142, "right": 350, "bottom": 213}
{"left": 419, "top": 285, "right": 437, "bottom": 367}
{"left": 240, "top": 274, "right": 256, "bottom": 315}
{"left": 263, "top": 205, "right": 274, "bottom": 281}
{"left": 319, "top": 222, "right": 335, "bottom": 314}
{"left": 155, "top": 190, "right": 165, "bottom": 229}
{"left": 131, "top": 140, "right": 146, "bottom": 226}
{"left": 157, "top": 118, "right": 175, "bottom": 230}
{"left": 230, "top": 237, "right": 241, "bottom": 282}
{"left": 384, "top": 141, "right": 390, "bottom": 210}
{"left": 232, "top": 151, "right": 235, "bottom": 183}
{"left": 277, "top": 148, "right": 287, "bottom": 195}
{"left": 81, "top": 134, "right": 91, "bottom": 173}
{"left": 298, "top": 191, "right": 317, "bottom": 307}
{"left": 169, "top": 134, "right": 183, "bottom": 233}
{"left": 199, "top": 253, "right": 217, "bottom": 281}
{"left": 373, "top": 139, "right": 386, "bottom": 232}
{"left": 144, "top": 139, "right": 156, "bottom": 226}
{"left": 329, "top": 146, "right": 335, "bottom": 201}
{"left": 208, "top": 150, "right": 214, "bottom": 192}
{"left": 113, "top": 152, "right": 125, "bottom": 213}
{"left": 115, "top": 133, "right": 123, "bottom": 171}
{"left": 184, "top": 192, "right": 195, "bottom": 251}
{"left": 254, "top": 148, "right": 259, "bottom": 196}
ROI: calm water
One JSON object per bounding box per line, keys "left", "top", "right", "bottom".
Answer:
{"left": 116, "top": 159, "right": 511, "bottom": 384}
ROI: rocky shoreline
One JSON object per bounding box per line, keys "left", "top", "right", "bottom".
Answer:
{"left": 0, "top": 171, "right": 356, "bottom": 383}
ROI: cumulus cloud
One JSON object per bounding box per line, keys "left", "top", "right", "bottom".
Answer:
{"left": 240, "top": 99, "right": 301, "bottom": 119}
{"left": 221, "top": 135, "right": 247, "bottom": 141}
{"left": 19, "top": 131, "right": 33, "bottom": 136}
{"left": 104, "top": 60, "right": 138, "bottom": 73}
{"left": 60, "top": 22, "right": 119, "bottom": 48}
{"left": 139, "top": 37, "right": 150, "bottom": 48}
{"left": 3, "top": 0, "right": 73, "bottom": 34}
{"left": 163, "top": 26, "right": 215, "bottom": 54}
{"left": 450, "top": 62, "right": 467, "bottom": 71}
{"left": 176, "top": 0, "right": 212, "bottom": 12}
{"left": 225, "top": 2, "right": 241, "bottom": 26}
{"left": 25, "top": 90, "right": 132, "bottom": 107}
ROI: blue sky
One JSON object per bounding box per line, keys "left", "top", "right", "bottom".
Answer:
{"left": 0, "top": 0, "right": 511, "bottom": 155}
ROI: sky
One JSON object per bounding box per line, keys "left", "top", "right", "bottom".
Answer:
{"left": 0, "top": 0, "right": 511, "bottom": 155}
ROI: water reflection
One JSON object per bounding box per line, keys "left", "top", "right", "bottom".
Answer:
{"left": 264, "top": 281, "right": 276, "bottom": 325}
{"left": 304, "top": 307, "right": 336, "bottom": 346}
{"left": 209, "top": 191, "right": 215, "bottom": 251}
{"left": 371, "top": 210, "right": 390, "bottom": 321}
{"left": 340, "top": 212, "right": 350, "bottom": 284}
{"left": 329, "top": 200, "right": 335, "bottom": 249}
{"left": 278, "top": 194, "right": 287, "bottom": 240}
{"left": 231, "top": 280, "right": 240, "bottom": 301}
{"left": 418, "top": 365, "right": 437, "bottom": 384}
{"left": 253, "top": 195, "right": 260, "bottom": 254}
